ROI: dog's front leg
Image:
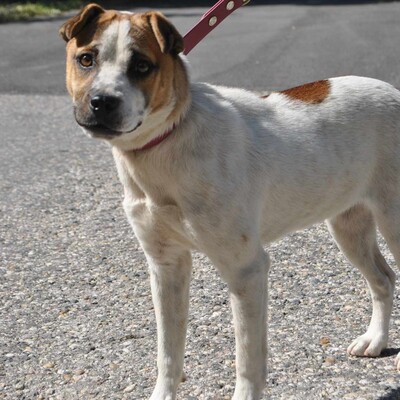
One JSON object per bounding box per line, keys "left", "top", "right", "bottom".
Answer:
{"left": 146, "top": 250, "right": 192, "bottom": 400}
{"left": 121, "top": 191, "right": 192, "bottom": 399}
{"left": 220, "top": 248, "right": 270, "bottom": 400}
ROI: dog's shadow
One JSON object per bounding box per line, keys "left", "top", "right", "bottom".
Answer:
{"left": 377, "top": 387, "right": 400, "bottom": 400}
{"left": 375, "top": 348, "right": 400, "bottom": 400}
{"left": 380, "top": 348, "right": 399, "bottom": 358}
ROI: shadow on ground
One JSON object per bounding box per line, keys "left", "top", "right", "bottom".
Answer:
{"left": 380, "top": 348, "right": 400, "bottom": 358}
{"left": 376, "top": 348, "right": 400, "bottom": 400}
{"left": 377, "top": 387, "right": 400, "bottom": 400}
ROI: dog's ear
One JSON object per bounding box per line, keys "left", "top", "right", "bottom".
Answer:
{"left": 148, "top": 12, "right": 184, "bottom": 56}
{"left": 60, "top": 3, "right": 104, "bottom": 42}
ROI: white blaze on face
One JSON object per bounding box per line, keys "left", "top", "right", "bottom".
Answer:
{"left": 92, "top": 19, "right": 146, "bottom": 133}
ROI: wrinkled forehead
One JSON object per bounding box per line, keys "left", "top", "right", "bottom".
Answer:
{"left": 73, "top": 11, "right": 160, "bottom": 62}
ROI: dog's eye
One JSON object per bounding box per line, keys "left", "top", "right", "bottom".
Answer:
{"left": 135, "top": 60, "right": 151, "bottom": 74}
{"left": 78, "top": 53, "right": 94, "bottom": 69}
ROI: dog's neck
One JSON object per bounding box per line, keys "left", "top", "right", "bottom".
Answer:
{"left": 132, "top": 123, "right": 177, "bottom": 152}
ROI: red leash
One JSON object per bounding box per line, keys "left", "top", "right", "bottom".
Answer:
{"left": 183, "top": 0, "right": 250, "bottom": 55}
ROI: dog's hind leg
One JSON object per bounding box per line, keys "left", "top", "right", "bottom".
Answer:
{"left": 326, "top": 204, "right": 396, "bottom": 358}
{"left": 371, "top": 202, "right": 400, "bottom": 369}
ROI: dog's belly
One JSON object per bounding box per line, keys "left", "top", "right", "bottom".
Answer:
{"left": 258, "top": 139, "right": 375, "bottom": 243}
{"left": 260, "top": 195, "right": 356, "bottom": 244}
{"left": 261, "top": 164, "right": 374, "bottom": 243}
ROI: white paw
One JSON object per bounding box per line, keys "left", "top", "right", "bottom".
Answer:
{"left": 149, "top": 393, "right": 174, "bottom": 400}
{"left": 395, "top": 352, "right": 400, "bottom": 370}
{"left": 149, "top": 385, "right": 175, "bottom": 400}
{"left": 347, "top": 332, "right": 387, "bottom": 357}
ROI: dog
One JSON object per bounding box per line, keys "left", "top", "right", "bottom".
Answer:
{"left": 60, "top": 4, "right": 400, "bottom": 399}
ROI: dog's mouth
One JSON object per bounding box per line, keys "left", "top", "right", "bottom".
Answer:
{"left": 77, "top": 121, "right": 143, "bottom": 139}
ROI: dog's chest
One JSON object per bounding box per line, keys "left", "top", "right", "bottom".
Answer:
{"left": 114, "top": 149, "right": 199, "bottom": 248}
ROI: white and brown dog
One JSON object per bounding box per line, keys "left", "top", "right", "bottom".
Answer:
{"left": 60, "top": 4, "right": 400, "bottom": 399}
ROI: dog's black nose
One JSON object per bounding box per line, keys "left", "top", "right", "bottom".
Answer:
{"left": 90, "top": 95, "right": 121, "bottom": 114}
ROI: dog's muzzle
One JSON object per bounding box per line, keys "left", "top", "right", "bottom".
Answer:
{"left": 75, "top": 93, "right": 142, "bottom": 138}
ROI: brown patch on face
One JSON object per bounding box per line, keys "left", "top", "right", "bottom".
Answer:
{"left": 280, "top": 80, "right": 331, "bottom": 104}
{"left": 60, "top": 3, "right": 104, "bottom": 43}
{"left": 62, "top": 8, "right": 124, "bottom": 99}
{"left": 127, "top": 12, "right": 188, "bottom": 120}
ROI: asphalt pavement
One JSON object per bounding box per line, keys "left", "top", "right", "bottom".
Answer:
{"left": 2, "top": 2, "right": 400, "bottom": 399}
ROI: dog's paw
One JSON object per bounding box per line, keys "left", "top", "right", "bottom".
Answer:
{"left": 149, "top": 385, "right": 174, "bottom": 400}
{"left": 347, "top": 332, "right": 387, "bottom": 357}
{"left": 149, "top": 393, "right": 174, "bottom": 400}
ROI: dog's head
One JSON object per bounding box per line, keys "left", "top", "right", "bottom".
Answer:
{"left": 60, "top": 3, "right": 189, "bottom": 148}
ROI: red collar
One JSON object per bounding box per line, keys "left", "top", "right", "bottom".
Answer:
{"left": 134, "top": 124, "right": 176, "bottom": 152}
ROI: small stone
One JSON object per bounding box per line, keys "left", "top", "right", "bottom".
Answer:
{"left": 86, "top": 344, "right": 96, "bottom": 353}
{"left": 72, "top": 374, "right": 83, "bottom": 382}
{"left": 320, "top": 337, "right": 330, "bottom": 346}
{"left": 216, "top": 381, "right": 225, "bottom": 389}
{"left": 124, "top": 384, "right": 136, "bottom": 393}
{"left": 74, "top": 369, "right": 85, "bottom": 375}
{"left": 63, "top": 373, "right": 72, "bottom": 381}
{"left": 325, "top": 356, "right": 336, "bottom": 365}
{"left": 110, "top": 363, "right": 119, "bottom": 370}
{"left": 43, "top": 362, "right": 55, "bottom": 369}
{"left": 15, "top": 382, "right": 25, "bottom": 390}
{"left": 59, "top": 308, "right": 70, "bottom": 316}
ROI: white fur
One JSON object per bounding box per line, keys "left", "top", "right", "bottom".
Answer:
{"left": 109, "top": 73, "right": 400, "bottom": 399}
{"left": 91, "top": 21, "right": 145, "bottom": 134}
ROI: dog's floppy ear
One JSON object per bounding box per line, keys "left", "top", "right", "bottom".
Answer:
{"left": 59, "top": 3, "right": 104, "bottom": 42}
{"left": 148, "top": 12, "right": 184, "bottom": 55}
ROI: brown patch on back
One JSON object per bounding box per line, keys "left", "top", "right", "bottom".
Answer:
{"left": 280, "top": 80, "right": 331, "bottom": 104}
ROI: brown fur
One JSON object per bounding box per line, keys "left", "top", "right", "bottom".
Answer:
{"left": 130, "top": 13, "right": 188, "bottom": 118}
{"left": 280, "top": 80, "right": 331, "bottom": 104}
